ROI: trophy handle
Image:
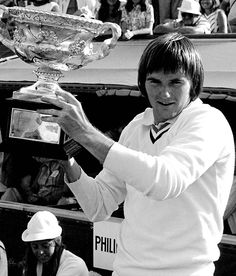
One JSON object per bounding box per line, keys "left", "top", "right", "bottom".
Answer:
{"left": 0, "top": 5, "right": 15, "bottom": 52}
{"left": 82, "top": 22, "right": 121, "bottom": 66}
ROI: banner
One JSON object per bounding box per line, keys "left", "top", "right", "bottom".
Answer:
{"left": 93, "top": 218, "right": 122, "bottom": 271}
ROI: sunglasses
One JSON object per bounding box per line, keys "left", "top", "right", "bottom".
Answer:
{"left": 181, "top": 12, "right": 198, "bottom": 18}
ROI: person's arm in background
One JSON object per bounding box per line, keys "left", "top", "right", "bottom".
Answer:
{"left": 177, "top": 25, "right": 208, "bottom": 34}
{"left": 178, "top": 17, "right": 211, "bottom": 34}
{"left": 120, "top": 5, "right": 129, "bottom": 36}
{"left": 153, "top": 20, "right": 180, "bottom": 34}
{"left": 217, "top": 9, "right": 228, "bottom": 33}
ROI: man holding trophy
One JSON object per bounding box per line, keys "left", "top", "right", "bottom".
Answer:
{"left": 0, "top": 3, "right": 234, "bottom": 276}
{"left": 38, "top": 33, "right": 234, "bottom": 276}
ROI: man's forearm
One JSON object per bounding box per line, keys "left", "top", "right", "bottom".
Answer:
{"left": 74, "top": 126, "right": 115, "bottom": 164}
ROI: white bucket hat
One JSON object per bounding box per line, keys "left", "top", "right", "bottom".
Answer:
{"left": 178, "top": 0, "right": 201, "bottom": 15}
{"left": 22, "top": 211, "right": 62, "bottom": 242}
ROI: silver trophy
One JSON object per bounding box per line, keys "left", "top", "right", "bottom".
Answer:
{"left": 0, "top": 6, "right": 121, "bottom": 158}
{"left": 0, "top": 5, "right": 121, "bottom": 102}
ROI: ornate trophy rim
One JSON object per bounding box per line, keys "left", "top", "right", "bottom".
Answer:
{"left": 5, "top": 6, "right": 104, "bottom": 33}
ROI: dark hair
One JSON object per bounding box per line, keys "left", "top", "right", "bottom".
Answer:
{"left": 98, "top": 0, "right": 121, "bottom": 23}
{"left": 125, "top": 0, "right": 147, "bottom": 13}
{"left": 98, "top": 0, "right": 121, "bottom": 24}
{"left": 138, "top": 33, "right": 204, "bottom": 101}
{"left": 32, "top": 0, "right": 50, "bottom": 6}
{"left": 22, "top": 237, "right": 65, "bottom": 276}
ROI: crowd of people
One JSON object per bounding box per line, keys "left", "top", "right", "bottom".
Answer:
{"left": 0, "top": 0, "right": 236, "bottom": 35}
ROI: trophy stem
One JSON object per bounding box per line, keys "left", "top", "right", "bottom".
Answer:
{"left": 12, "top": 67, "right": 64, "bottom": 102}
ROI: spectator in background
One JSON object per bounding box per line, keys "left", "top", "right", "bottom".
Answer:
{"left": 120, "top": 0, "right": 154, "bottom": 40}
{"left": 1, "top": 153, "right": 39, "bottom": 203}
{"left": 0, "top": 240, "right": 8, "bottom": 276}
{"left": 21, "top": 156, "right": 71, "bottom": 206}
{"left": 0, "top": 152, "right": 72, "bottom": 206}
{"left": 200, "top": 0, "right": 228, "bottom": 33}
{"left": 97, "top": 0, "right": 122, "bottom": 25}
{"left": 69, "top": 0, "right": 100, "bottom": 17}
{"left": 73, "top": 5, "right": 95, "bottom": 18}
{"left": 154, "top": 0, "right": 211, "bottom": 34}
{"left": 21, "top": 211, "right": 89, "bottom": 276}
{"left": 151, "top": 0, "right": 183, "bottom": 27}
{"left": 220, "top": 0, "right": 236, "bottom": 32}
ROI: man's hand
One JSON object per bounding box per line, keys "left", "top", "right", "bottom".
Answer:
{"left": 38, "top": 89, "right": 92, "bottom": 145}
{"left": 38, "top": 89, "right": 114, "bottom": 164}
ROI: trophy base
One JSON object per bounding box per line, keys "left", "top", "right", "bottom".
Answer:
{"left": 0, "top": 98, "right": 68, "bottom": 160}
{"left": 12, "top": 79, "right": 63, "bottom": 102}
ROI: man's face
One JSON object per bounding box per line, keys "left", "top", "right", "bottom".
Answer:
{"left": 145, "top": 70, "right": 192, "bottom": 124}
{"left": 181, "top": 12, "right": 200, "bottom": 26}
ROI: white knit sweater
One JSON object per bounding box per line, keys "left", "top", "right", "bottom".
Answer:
{"left": 68, "top": 98, "right": 235, "bottom": 276}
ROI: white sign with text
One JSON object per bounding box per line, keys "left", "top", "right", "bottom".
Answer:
{"left": 93, "top": 218, "right": 122, "bottom": 271}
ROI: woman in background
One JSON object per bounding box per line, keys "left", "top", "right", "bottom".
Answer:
{"left": 200, "top": 0, "right": 228, "bottom": 33}
{"left": 120, "top": 0, "right": 154, "bottom": 40}
{"left": 21, "top": 211, "right": 89, "bottom": 276}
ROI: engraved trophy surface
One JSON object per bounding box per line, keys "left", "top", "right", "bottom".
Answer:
{"left": 0, "top": 5, "right": 121, "bottom": 102}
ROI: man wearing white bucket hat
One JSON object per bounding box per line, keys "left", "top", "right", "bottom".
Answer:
{"left": 21, "top": 211, "right": 89, "bottom": 276}
{"left": 154, "top": 0, "right": 210, "bottom": 34}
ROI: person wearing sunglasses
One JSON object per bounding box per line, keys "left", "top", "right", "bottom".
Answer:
{"left": 21, "top": 211, "right": 89, "bottom": 276}
{"left": 154, "top": 0, "right": 211, "bottom": 34}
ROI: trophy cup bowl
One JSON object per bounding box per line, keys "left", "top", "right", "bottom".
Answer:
{"left": 0, "top": 6, "right": 121, "bottom": 159}
{"left": 0, "top": 5, "right": 122, "bottom": 101}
